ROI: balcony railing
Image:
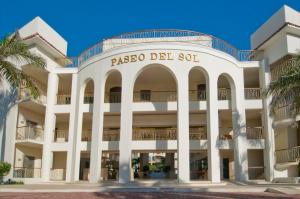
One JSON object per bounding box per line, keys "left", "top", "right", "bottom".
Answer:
{"left": 219, "top": 127, "right": 263, "bottom": 140}
{"left": 104, "top": 92, "right": 122, "bottom": 103}
{"left": 103, "top": 129, "right": 120, "bottom": 141}
{"left": 219, "top": 127, "right": 233, "bottom": 139}
{"left": 132, "top": 128, "right": 177, "bottom": 140}
{"left": 133, "top": 91, "right": 177, "bottom": 102}
{"left": 244, "top": 88, "right": 261, "bottom": 99}
{"left": 274, "top": 104, "right": 293, "bottom": 121}
{"left": 81, "top": 131, "right": 92, "bottom": 141}
{"left": 19, "top": 88, "right": 47, "bottom": 104}
{"left": 189, "top": 90, "right": 206, "bottom": 101}
{"left": 275, "top": 146, "right": 300, "bottom": 163}
{"left": 248, "top": 166, "right": 265, "bottom": 180}
{"left": 13, "top": 167, "right": 41, "bottom": 178}
{"left": 84, "top": 94, "right": 94, "bottom": 104}
{"left": 271, "top": 58, "right": 297, "bottom": 82}
{"left": 68, "top": 29, "right": 260, "bottom": 68}
{"left": 50, "top": 169, "right": 66, "bottom": 181}
{"left": 189, "top": 127, "right": 207, "bottom": 140}
{"left": 57, "top": 94, "right": 71, "bottom": 104}
{"left": 16, "top": 126, "right": 43, "bottom": 142}
{"left": 246, "top": 127, "right": 263, "bottom": 139}
{"left": 54, "top": 130, "right": 68, "bottom": 142}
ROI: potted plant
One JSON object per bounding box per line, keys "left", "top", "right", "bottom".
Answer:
{"left": 0, "top": 162, "right": 11, "bottom": 184}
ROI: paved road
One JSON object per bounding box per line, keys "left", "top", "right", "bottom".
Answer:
{"left": 0, "top": 192, "right": 300, "bottom": 199}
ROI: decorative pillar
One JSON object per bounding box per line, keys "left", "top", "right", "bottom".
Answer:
{"left": 66, "top": 73, "right": 78, "bottom": 182}
{"left": 260, "top": 59, "right": 274, "bottom": 181}
{"left": 89, "top": 76, "right": 105, "bottom": 183}
{"left": 232, "top": 72, "right": 248, "bottom": 182}
{"left": 42, "top": 72, "right": 59, "bottom": 181}
{"left": 118, "top": 74, "right": 133, "bottom": 183}
{"left": 207, "top": 75, "right": 221, "bottom": 183}
{"left": 177, "top": 74, "right": 190, "bottom": 183}
{"left": 70, "top": 77, "right": 85, "bottom": 182}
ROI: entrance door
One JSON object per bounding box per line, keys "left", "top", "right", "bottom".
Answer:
{"left": 223, "top": 158, "right": 229, "bottom": 179}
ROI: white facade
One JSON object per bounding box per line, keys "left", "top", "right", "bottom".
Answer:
{"left": 0, "top": 5, "right": 300, "bottom": 184}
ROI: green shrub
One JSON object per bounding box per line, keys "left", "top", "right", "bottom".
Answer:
{"left": 0, "top": 162, "right": 11, "bottom": 177}
{"left": 3, "top": 180, "right": 24, "bottom": 185}
{"left": 148, "top": 164, "right": 157, "bottom": 172}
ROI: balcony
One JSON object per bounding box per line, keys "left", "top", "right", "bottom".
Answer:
{"left": 103, "top": 129, "right": 120, "bottom": 141}
{"left": 132, "top": 128, "right": 177, "bottom": 140}
{"left": 132, "top": 127, "right": 207, "bottom": 140}
{"left": 84, "top": 94, "right": 94, "bottom": 104}
{"left": 82, "top": 131, "right": 92, "bottom": 142}
{"left": 16, "top": 126, "right": 44, "bottom": 143}
{"left": 50, "top": 169, "right": 66, "bottom": 181}
{"left": 246, "top": 127, "right": 263, "bottom": 139}
{"left": 19, "top": 88, "right": 47, "bottom": 104}
{"left": 275, "top": 146, "right": 300, "bottom": 164}
{"left": 13, "top": 167, "right": 41, "bottom": 178}
{"left": 219, "top": 127, "right": 263, "bottom": 140}
{"left": 133, "top": 91, "right": 177, "bottom": 102}
{"left": 271, "top": 58, "right": 297, "bottom": 82}
{"left": 54, "top": 130, "right": 68, "bottom": 142}
{"left": 57, "top": 94, "right": 71, "bottom": 104}
{"left": 244, "top": 88, "right": 261, "bottom": 100}
{"left": 274, "top": 104, "right": 292, "bottom": 121}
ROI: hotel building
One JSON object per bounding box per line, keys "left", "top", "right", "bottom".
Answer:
{"left": 0, "top": 5, "right": 299, "bottom": 184}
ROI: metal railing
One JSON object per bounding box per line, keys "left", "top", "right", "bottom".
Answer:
{"left": 133, "top": 91, "right": 177, "bottom": 102}
{"left": 132, "top": 128, "right": 177, "bottom": 140}
{"left": 50, "top": 169, "right": 66, "bottom": 181}
{"left": 244, "top": 88, "right": 261, "bottom": 99}
{"left": 189, "top": 90, "right": 206, "bottom": 101}
{"left": 246, "top": 127, "right": 264, "bottom": 139}
{"left": 219, "top": 127, "right": 263, "bottom": 140}
{"left": 57, "top": 94, "right": 71, "bottom": 104}
{"left": 275, "top": 146, "right": 300, "bottom": 163}
{"left": 13, "top": 167, "right": 41, "bottom": 178}
{"left": 67, "top": 29, "right": 260, "bottom": 67}
{"left": 271, "top": 58, "right": 297, "bottom": 82}
{"left": 54, "top": 130, "right": 68, "bottom": 142}
{"left": 248, "top": 166, "right": 265, "bottom": 180}
{"left": 16, "top": 126, "right": 43, "bottom": 142}
{"left": 84, "top": 93, "right": 94, "bottom": 104}
{"left": 81, "top": 131, "right": 92, "bottom": 141}
{"left": 104, "top": 92, "right": 122, "bottom": 103}
{"left": 103, "top": 129, "right": 120, "bottom": 141}
{"left": 189, "top": 127, "right": 207, "bottom": 140}
{"left": 219, "top": 127, "right": 233, "bottom": 139}
{"left": 274, "top": 104, "right": 293, "bottom": 121}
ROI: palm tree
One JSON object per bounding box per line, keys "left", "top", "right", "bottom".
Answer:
{"left": 0, "top": 32, "right": 46, "bottom": 98}
{"left": 266, "top": 53, "right": 300, "bottom": 119}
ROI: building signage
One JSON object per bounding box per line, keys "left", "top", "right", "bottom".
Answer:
{"left": 111, "top": 52, "right": 199, "bottom": 66}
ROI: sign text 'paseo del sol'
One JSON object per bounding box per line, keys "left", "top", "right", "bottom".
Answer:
{"left": 111, "top": 52, "right": 199, "bottom": 66}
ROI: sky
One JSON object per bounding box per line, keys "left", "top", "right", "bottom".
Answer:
{"left": 1, "top": 0, "right": 299, "bottom": 57}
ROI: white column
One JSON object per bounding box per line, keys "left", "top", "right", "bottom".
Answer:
{"left": 89, "top": 77, "right": 105, "bottom": 183}
{"left": 232, "top": 74, "right": 248, "bottom": 182}
{"left": 70, "top": 78, "right": 85, "bottom": 182}
{"left": 177, "top": 74, "right": 190, "bottom": 183}
{"left": 3, "top": 103, "right": 18, "bottom": 180}
{"left": 260, "top": 59, "right": 275, "bottom": 181}
{"left": 42, "top": 72, "right": 58, "bottom": 181}
{"left": 66, "top": 73, "right": 78, "bottom": 182}
{"left": 207, "top": 75, "right": 221, "bottom": 183}
{"left": 119, "top": 75, "right": 133, "bottom": 183}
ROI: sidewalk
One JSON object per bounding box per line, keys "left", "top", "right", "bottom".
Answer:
{"left": 0, "top": 181, "right": 299, "bottom": 194}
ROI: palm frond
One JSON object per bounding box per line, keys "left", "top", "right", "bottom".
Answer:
{"left": 0, "top": 33, "right": 46, "bottom": 98}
